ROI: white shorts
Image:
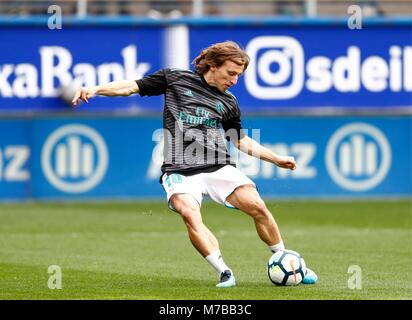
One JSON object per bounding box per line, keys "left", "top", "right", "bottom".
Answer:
{"left": 161, "top": 165, "right": 256, "bottom": 211}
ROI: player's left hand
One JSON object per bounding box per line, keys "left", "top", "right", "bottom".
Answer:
{"left": 275, "top": 156, "right": 297, "bottom": 170}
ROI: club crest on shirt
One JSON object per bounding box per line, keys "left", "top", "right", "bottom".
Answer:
{"left": 216, "top": 101, "right": 223, "bottom": 114}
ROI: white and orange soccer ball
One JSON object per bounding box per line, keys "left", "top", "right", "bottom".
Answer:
{"left": 267, "top": 249, "right": 307, "bottom": 286}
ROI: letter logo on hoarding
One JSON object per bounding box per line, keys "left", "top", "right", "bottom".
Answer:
{"left": 326, "top": 123, "right": 391, "bottom": 191}
{"left": 47, "top": 5, "right": 62, "bottom": 30}
{"left": 41, "top": 124, "right": 108, "bottom": 193}
{"left": 244, "top": 36, "right": 304, "bottom": 99}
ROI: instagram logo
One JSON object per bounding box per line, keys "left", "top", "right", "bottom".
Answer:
{"left": 244, "top": 36, "right": 304, "bottom": 99}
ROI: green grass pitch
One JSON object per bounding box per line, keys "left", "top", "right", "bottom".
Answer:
{"left": 0, "top": 200, "right": 411, "bottom": 300}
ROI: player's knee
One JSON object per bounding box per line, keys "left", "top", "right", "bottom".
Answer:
{"left": 248, "top": 198, "right": 269, "bottom": 219}
{"left": 180, "top": 207, "right": 202, "bottom": 229}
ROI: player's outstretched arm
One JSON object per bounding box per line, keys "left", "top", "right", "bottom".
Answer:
{"left": 71, "top": 80, "right": 139, "bottom": 106}
{"left": 235, "top": 136, "right": 297, "bottom": 170}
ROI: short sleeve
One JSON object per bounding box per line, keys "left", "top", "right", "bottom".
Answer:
{"left": 222, "top": 116, "right": 245, "bottom": 141}
{"left": 135, "top": 69, "right": 168, "bottom": 96}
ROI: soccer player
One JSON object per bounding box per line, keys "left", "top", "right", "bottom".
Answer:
{"left": 72, "top": 41, "right": 317, "bottom": 288}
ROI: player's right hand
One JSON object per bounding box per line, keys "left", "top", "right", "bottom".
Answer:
{"left": 71, "top": 88, "right": 96, "bottom": 107}
{"left": 274, "top": 155, "right": 297, "bottom": 171}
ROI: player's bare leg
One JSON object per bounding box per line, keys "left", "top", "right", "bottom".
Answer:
{"left": 203, "top": 224, "right": 219, "bottom": 249}
{"left": 170, "top": 193, "right": 236, "bottom": 287}
{"left": 226, "top": 185, "right": 283, "bottom": 249}
{"left": 170, "top": 194, "right": 216, "bottom": 256}
{"left": 227, "top": 184, "right": 317, "bottom": 284}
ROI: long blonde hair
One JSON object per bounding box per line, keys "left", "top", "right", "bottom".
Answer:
{"left": 192, "top": 41, "right": 249, "bottom": 75}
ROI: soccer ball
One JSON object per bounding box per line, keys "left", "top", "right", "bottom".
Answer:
{"left": 267, "top": 249, "right": 307, "bottom": 286}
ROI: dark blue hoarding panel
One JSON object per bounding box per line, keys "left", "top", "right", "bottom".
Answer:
{"left": 0, "top": 116, "right": 410, "bottom": 200}
{"left": 189, "top": 26, "right": 412, "bottom": 110}
{"left": 0, "top": 26, "right": 163, "bottom": 112}
{"left": 0, "top": 22, "right": 411, "bottom": 113}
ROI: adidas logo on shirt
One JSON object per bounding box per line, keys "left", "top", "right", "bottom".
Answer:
{"left": 184, "top": 90, "right": 194, "bottom": 97}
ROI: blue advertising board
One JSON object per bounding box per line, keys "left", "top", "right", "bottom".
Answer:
{"left": 190, "top": 25, "right": 412, "bottom": 111}
{"left": 29, "top": 117, "right": 164, "bottom": 198}
{"left": 0, "top": 25, "right": 164, "bottom": 112}
{"left": 0, "top": 119, "right": 31, "bottom": 199}
{"left": 0, "top": 115, "right": 410, "bottom": 200}
{"left": 239, "top": 116, "right": 411, "bottom": 197}
{"left": 0, "top": 19, "right": 411, "bottom": 113}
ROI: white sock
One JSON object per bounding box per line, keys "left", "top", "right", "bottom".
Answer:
{"left": 205, "top": 250, "right": 230, "bottom": 275}
{"left": 269, "top": 240, "right": 285, "bottom": 253}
